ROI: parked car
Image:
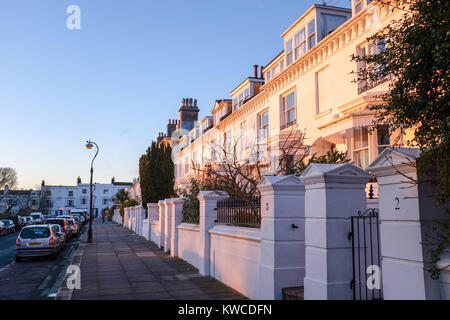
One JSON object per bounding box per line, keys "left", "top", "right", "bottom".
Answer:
{"left": 18, "top": 216, "right": 27, "bottom": 228}
{"left": 71, "top": 213, "right": 85, "bottom": 225}
{"left": 15, "top": 225, "right": 61, "bottom": 262}
{"left": 0, "top": 221, "right": 8, "bottom": 237}
{"left": 29, "top": 212, "right": 45, "bottom": 224}
{"left": 50, "top": 224, "right": 67, "bottom": 251}
{"left": 1, "top": 220, "right": 16, "bottom": 234}
{"left": 25, "top": 216, "right": 34, "bottom": 225}
{"left": 45, "top": 218, "right": 71, "bottom": 241}
{"left": 66, "top": 219, "right": 79, "bottom": 237}
{"left": 3, "top": 216, "right": 22, "bottom": 232}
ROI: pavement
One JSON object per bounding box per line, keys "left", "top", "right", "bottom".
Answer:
{"left": 71, "top": 220, "right": 247, "bottom": 300}
{"left": 0, "top": 227, "right": 84, "bottom": 300}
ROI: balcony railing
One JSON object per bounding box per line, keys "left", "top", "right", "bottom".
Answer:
{"left": 216, "top": 196, "right": 261, "bottom": 228}
{"left": 358, "top": 74, "right": 391, "bottom": 95}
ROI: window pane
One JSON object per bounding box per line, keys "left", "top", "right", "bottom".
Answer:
{"left": 308, "top": 19, "right": 315, "bottom": 35}
{"left": 309, "top": 35, "right": 316, "bottom": 48}
{"left": 354, "top": 127, "right": 362, "bottom": 149}
{"left": 262, "top": 112, "right": 268, "bottom": 126}
{"left": 361, "top": 127, "right": 368, "bottom": 147}
{"left": 377, "top": 125, "right": 390, "bottom": 146}
{"left": 295, "top": 28, "right": 305, "bottom": 46}
{"left": 287, "top": 39, "right": 293, "bottom": 52}
{"left": 287, "top": 53, "right": 293, "bottom": 65}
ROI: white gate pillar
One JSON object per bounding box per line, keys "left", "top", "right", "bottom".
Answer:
{"left": 147, "top": 203, "right": 159, "bottom": 245}
{"left": 369, "top": 148, "right": 444, "bottom": 300}
{"left": 198, "top": 191, "right": 228, "bottom": 276}
{"left": 169, "top": 198, "right": 184, "bottom": 257}
{"left": 163, "top": 199, "right": 171, "bottom": 253}
{"left": 300, "top": 163, "right": 371, "bottom": 300}
{"left": 158, "top": 200, "right": 165, "bottom": 249}
{"left": 257, "top": 175, "right": 306, "bottom": 300}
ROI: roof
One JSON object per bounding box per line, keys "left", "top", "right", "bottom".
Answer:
{"left": 0, "top": 190, "right": 34, "bottom": 196}
{"left": 281, "top": 4, "right": 351, "bottom": 38}
{"left": 113, "top": 182, "right": 133, "bottom": 186}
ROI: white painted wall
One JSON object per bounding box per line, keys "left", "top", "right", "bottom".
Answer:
{"left": 209, "top": 225, "right": 261, "bottom": 299}
{"left": 177, "top": 223, "right": 202, "bottom": 270}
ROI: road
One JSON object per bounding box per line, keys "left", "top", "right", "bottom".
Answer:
{"left": 0, "top": 227, "right": 85, "bottom": 300}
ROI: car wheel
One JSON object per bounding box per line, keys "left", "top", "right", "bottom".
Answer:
{"left": 15, "top": 256, "right": 21, "bottom": 263}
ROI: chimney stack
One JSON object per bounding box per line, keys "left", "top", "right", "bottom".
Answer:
{"left": 167, "top": 119, "right": 177, "bottom": 138}
{"left": 260, "top": 65, "right": 264, "bottom": 79}
{"left": 253, "top": 65, "right": 258, "bottom": 78}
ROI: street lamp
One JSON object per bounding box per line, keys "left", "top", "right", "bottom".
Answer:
{"left": 85, "top": 140, "right": 99, "bottom": 243}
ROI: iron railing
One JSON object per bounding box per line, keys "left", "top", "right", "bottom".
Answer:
{"left": 216, "top": 196, "right": 261, "bottom": 228}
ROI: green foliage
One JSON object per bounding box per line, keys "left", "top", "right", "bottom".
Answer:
{"left": 139, "top": 142, "right": 175, "bottom": 208}
{"left": 352, "top": 0, "right": 449, "bottom": 277}
{"left": 114, "top": 189, "right": 129, "bottom": 204}
{"left": 178, "top": 178, "right": 222, "bottom": 225}
{"left": 119, "top": 199, "right": 139, "bottom": 223}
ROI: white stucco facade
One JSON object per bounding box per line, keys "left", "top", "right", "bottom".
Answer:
{"left": 42, "top": 178, "right": 131, "bottom": 216}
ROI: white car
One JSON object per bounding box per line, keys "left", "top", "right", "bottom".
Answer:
{"left": 29, "top": 213, "right": 45, "bottom": 224}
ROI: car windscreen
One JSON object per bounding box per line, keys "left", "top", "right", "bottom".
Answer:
{"left": 20, "top": 227, "right": 51, "bottom": 239}
{"left": 2, "top": 220, "right": 11, "bottom": 226}
{"left": 30, "top": 215, "right": 41, "bottom": 219}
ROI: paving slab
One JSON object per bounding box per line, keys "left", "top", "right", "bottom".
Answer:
{"left": 71, "top": 220, "right": 246, "bottom": 300}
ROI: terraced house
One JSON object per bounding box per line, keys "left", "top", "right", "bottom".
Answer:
{"left": 166, "top": 1, "right": 413, "bottom": 190}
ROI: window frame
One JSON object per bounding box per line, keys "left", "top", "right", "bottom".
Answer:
{"left": 280, "top": 90, "right": 297, "bottom": 129}
{"left": 294, "top": 27, "right": 307, "bottom": 60}
{"left": 307, "top": 19, "right": 316, "bottom": 49}
{"left": 258, "top": 110, "right": 269, "bottom": 142}
{"left": 286, "top": 39, "right": 293, "bottom": 66}
{"left": 353, "top": 126, "right": 370, "bottom": 169}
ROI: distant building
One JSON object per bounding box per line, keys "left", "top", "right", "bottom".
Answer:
{"left": 41, "top": 177, "right": 132, "bottom": 217}
{"left": 127, "top": 178, "right": 142, "bottom": 205}
{"left": 0, "top": 185, "right": 41, "bottom": 214}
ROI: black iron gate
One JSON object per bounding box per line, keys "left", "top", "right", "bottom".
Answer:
{"left": 349, "top": 208, "right": 383, "bottom": 300}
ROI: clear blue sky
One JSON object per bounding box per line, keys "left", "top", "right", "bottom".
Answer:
{"left": 0, "top": 0, "right": 350, "bottom": 190}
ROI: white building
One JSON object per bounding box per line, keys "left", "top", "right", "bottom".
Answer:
{"left": 41, "top": 177, "right": 132, "bottom": 216}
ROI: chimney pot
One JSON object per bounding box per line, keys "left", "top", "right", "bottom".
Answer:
{"left": 253, "top": 65, "right": 258, "bottom": 78}
{"left": 260, "top": 65, "right": 264, "bottom": 79}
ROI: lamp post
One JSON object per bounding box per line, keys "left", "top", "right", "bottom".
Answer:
{"left": 85, "top": 140, "right": 99, "bottom": 243}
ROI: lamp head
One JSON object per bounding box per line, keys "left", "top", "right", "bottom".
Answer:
{"left": 86, "top": 141, "right": 94, "bottom": 150}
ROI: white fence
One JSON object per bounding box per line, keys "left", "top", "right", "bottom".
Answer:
{"left": 118, "top": 148, "right": 449, "bottom": 300}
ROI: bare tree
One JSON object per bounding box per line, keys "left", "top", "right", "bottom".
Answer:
{"left": 190, "top": 128, "right": 309, "bottom": 202}
{"left": 0, "top": 168, "right": 18, "bottom": 190}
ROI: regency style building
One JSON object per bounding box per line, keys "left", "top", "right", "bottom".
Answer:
{"left": 158, "top": 1, "right": 413, "bottom": 191}
{"left": 41, "top": 177, "right": 132, "bottom": 216}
